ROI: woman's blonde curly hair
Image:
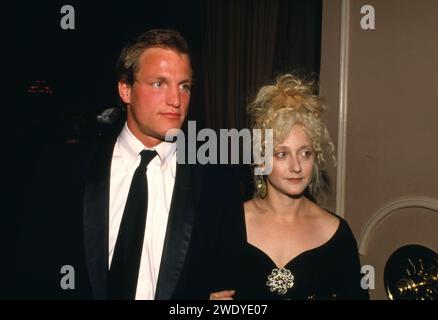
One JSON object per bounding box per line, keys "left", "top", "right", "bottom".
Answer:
{"left": 248, "top": 74, "right": 335, "bottom": 197}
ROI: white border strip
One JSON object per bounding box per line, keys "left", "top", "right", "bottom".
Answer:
{"left": 336, "top": 0, "right": 351, "bottom": 217}
{"left": 358, "top": 197, "right": 438, "bottom": 255}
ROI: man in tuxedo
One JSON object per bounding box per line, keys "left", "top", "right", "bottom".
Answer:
{"left": 17, "top": 29, "right": 241, "bottom": 300}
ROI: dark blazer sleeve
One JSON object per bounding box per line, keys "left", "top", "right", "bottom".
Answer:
{"left": 172, "top": 164, "right": 244, "bottom": 299}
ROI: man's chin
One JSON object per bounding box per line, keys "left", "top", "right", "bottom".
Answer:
{"left": 161, "top": 127, "right": 182, "bottom": 142}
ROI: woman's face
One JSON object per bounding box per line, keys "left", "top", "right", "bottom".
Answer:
{"left": 266, "top": 124, "right": 315, "bottom": 198}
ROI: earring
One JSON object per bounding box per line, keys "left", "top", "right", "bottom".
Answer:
{"left": 256, "top": 176, "right": 267, "bottom": 199}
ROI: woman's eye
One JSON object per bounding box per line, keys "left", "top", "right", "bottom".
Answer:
{"left": 275, "top": 152, "right": 286, "bottom": 158}
{"left": 302, "top": 150, "right": 313, "bottom": 158}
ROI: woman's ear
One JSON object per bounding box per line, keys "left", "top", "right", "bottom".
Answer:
{"left": 118, "top": 81, "right": 131, "bottom": 104}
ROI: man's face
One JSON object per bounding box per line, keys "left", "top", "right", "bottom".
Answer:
{"left": 119, "top": 47, "right": 192, "bottom": 147}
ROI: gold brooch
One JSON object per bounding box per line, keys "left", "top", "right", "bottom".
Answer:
{"left": 266, "top": 267, "right": 294, "bottom": 295}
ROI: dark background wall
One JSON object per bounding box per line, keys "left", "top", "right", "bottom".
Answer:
{"left": 9, "top": 1, "right": 203, "bottom": 141}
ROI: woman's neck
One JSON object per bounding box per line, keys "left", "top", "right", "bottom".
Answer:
{"left": 254, "top": 189, "right": 308, "bottom": 220}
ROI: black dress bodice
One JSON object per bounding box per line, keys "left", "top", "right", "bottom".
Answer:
{"left": 210, "top": 206, "right": 369, "bottom": 300}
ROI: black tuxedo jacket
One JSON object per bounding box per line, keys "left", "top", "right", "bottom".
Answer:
{"left": 17, "top": 133, "right": 241, "bottom": 299}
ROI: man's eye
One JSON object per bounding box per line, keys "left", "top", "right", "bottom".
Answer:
{"left": 152, "top": 82, "right": 162, "bottom": 88}
{"left": 180, "top": 83, "right": 191, "bottom": 92}
{"left": 275, "top": 152, "right": 286, "bottom": 158}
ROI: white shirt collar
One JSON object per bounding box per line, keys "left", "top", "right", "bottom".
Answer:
{"left": 118, "top": 123, "right": 177, "bottom": 173}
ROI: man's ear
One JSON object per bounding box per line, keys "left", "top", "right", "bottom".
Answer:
{"left": 118, "top": 81, "right": 131, "bottom": 104}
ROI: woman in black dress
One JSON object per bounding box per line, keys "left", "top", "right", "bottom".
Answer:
{"left": 209, "top": 74, "right": 369, "bottom": 300}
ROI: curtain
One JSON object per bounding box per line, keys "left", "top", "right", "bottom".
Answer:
{"left": 200, "top": 0, "right": 322, "bottom": 131}
{"left": 200, "top": 0, "right": 279, "bottom": 131}
{"left": 273, "top": 0, "right": 322, "bottom": 78}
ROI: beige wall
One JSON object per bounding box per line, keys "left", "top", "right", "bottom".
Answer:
{"left": 320, "top": 0, "right": 438, "bottom": 299}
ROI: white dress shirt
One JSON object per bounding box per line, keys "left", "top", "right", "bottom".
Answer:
{"left": 109, "top": 123, "right": 176, "bottom": 299}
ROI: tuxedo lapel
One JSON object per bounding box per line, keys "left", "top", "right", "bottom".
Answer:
{"left": 83, "top": 137, "right": 116, "bottom": 299}
{"left": 154, "top": 163, "right": 201, "bottom": 299}
{"left": 83, "top": 134, "right": 203, "bottom": 300}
